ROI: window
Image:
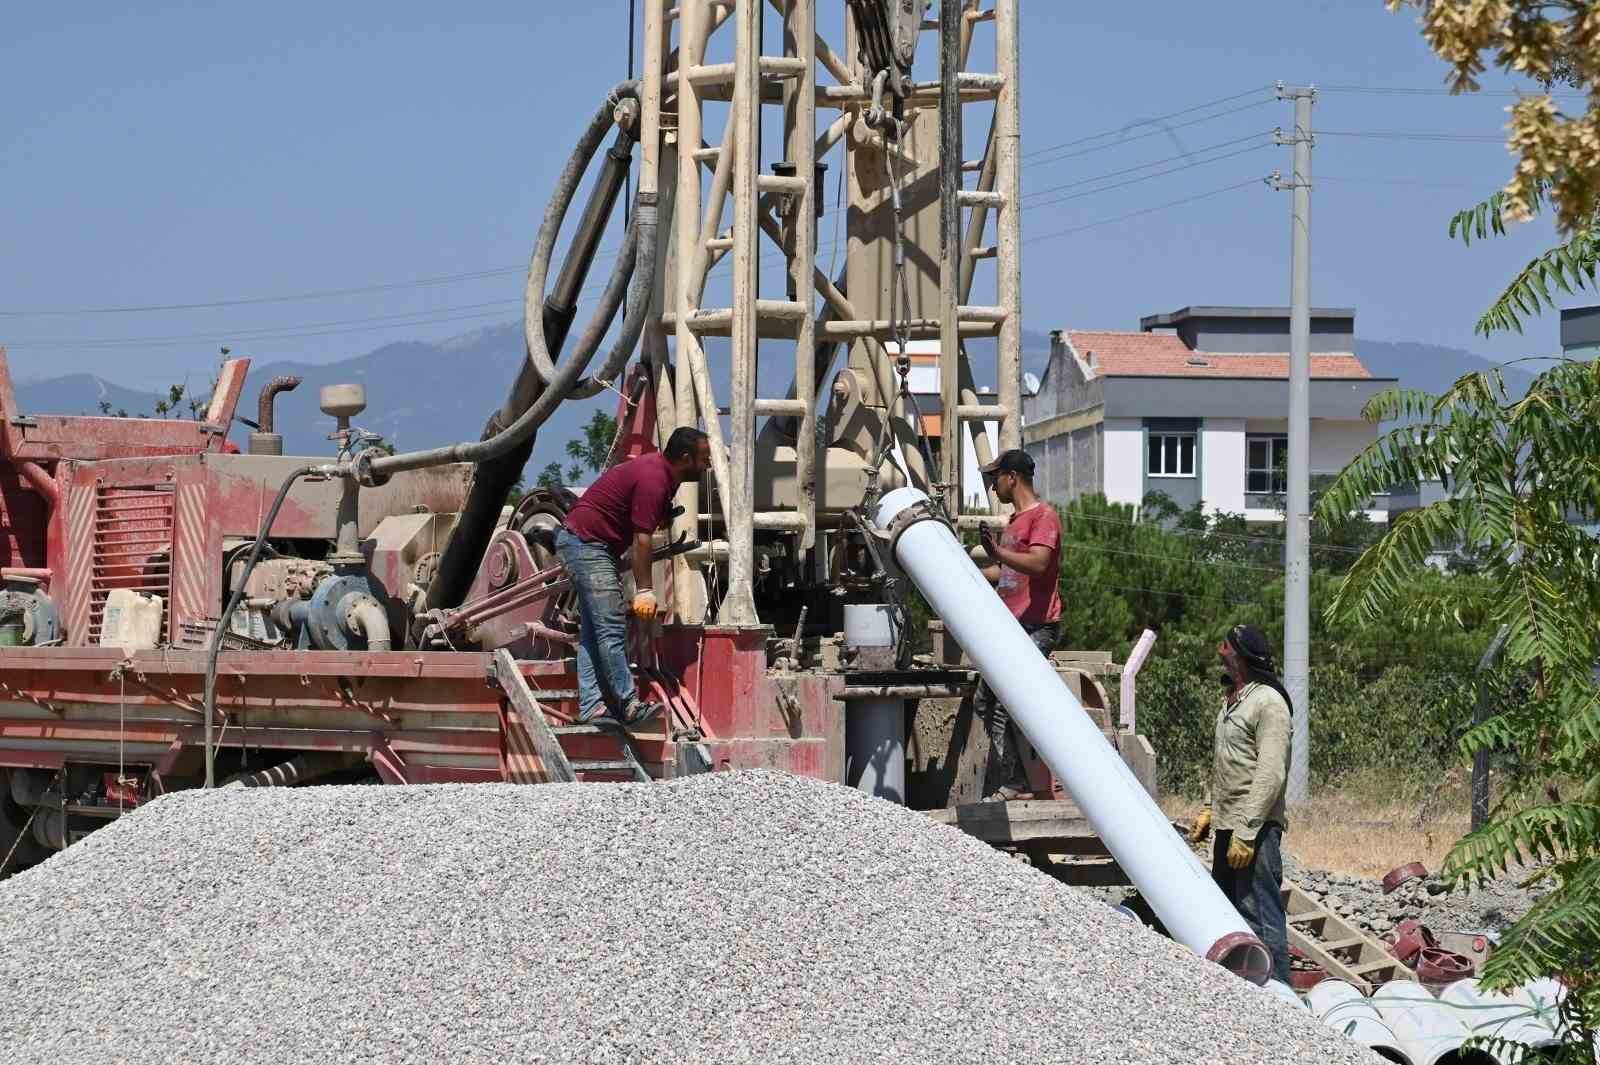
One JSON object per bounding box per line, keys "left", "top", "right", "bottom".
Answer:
{"left": 1147, "top": 432, "right": 1196, "bottom": 477}
{"left": 1247, "top": 435, "right": 1288, "bottom": 495}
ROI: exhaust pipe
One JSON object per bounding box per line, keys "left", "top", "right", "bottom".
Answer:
{"left": 249, "top": 375, "right": 303, "bottom": 456}
{"left": 872, "top": 487, "right": 1271, "bottom": 983}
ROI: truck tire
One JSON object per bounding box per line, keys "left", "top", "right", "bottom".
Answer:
{"left": 0, "top": 769, "right": 47, "bottom": 877}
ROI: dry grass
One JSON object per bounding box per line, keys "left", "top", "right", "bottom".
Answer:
{"left": 1161, "top": 770, "right": 1477, "bottom": 879}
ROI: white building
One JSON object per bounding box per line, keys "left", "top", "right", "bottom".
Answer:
{"left": 1022, "top": 306, "right": 1398, "bottom": 523}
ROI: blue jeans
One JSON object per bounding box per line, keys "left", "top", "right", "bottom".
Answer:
{"left": 1213, "top": 822, "right": 1291, "bottom": 986}
{"left": 974, "top": 621, "right": 1060, "bottom": 794}
{"left": 555, "top": 529, "right": 637, "bottom": 719}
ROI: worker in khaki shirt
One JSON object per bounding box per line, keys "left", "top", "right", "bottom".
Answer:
{"left": 1189, "top": 623, "right": 1292, "bottom": 986}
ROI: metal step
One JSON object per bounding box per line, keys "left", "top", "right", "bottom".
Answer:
{"left": 571, "top": 760, "right": 638, "bottom": 773}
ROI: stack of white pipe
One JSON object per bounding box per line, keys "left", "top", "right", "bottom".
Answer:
{"left": 1371, "top": 980, "right": 1495, "bottom": 1065}
{"left": 1306, "top": 979, "right": 1411, "bottom": 1064}
{"left": 1440, "top": 978, "right": 1566, "bottom": 1062}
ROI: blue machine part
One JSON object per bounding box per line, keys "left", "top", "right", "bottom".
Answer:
{"left": 304, "top": 573, "right": 380, "bottom": 652}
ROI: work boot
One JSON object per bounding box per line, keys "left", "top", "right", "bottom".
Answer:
{"left": 618, "top": 697, "right": 664, "bottom": 730}
{"left": 577, "top": 703, "right": 613, "bottom": 726}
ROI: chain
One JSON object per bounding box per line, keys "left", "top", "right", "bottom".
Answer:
{"left": 878, "top": 124, "right": 946, "bottom": 516}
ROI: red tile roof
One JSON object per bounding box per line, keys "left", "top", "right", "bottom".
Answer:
{"left": 1064, "top": 330, "right": 1375, "bottom": 380}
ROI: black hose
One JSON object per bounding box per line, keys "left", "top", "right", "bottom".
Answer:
{"left": 363, "top": 81, "right": 654, "bottom": 483}
{"left": 202, "top": 465, "right": 319, "bottom": 788}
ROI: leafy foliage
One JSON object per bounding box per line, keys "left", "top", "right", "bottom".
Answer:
{"left": 1387, "top": 0, "right": 1600, "bottom": 233}
{"left": 564, "top": 410, "right": 619, "bottom": 481}
{"left": 1317, "top": 362, "right": 1600, "bottom": 1042}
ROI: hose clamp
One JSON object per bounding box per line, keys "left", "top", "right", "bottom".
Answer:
{"left": 885, "top": 497, "right": 950, "bottom": 558}
{"left": 352, "top": 451, "right": 390, "bottom": 488}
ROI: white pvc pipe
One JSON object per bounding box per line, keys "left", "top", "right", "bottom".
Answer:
{"left": 843, "top": 603, "right": 906, "bottom": 804}
{"left": 1264, "top": 979, "right": 1309, "bottom": 1010}
{"left": 874, "top": 488, "right": 1270, "bottom": 983}
{"left": 1120, "top": 628, "right": 1157, "bottom": 732}
{"left": 1372, "top": 979, "right": 1492, "bottom": 1065}
{"left": 1308, "top": 979, "right": 1414, "bottom": 1064}
{"left": 1440, "top": 978, "right": 1564, "bottom": 1061}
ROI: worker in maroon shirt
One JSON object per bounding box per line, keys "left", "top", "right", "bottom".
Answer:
{"left": 974, "top": 449, "right": 1064, "bottom": 802}
{"left": 556, "top": 427, "right": 712, "bottom": 729}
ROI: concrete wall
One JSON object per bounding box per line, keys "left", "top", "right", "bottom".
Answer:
{"left": 1103, "top": 418, "right": 1144, "bottom": 505}
{"left": 1103, "top": 376, "right": 1390, "bottom": 420}
{"left": 1243, "top": 418, "right": 1380, "bottom": 474}
{"left": 1201, "top": 418, "right": 1247, "bottom": 515}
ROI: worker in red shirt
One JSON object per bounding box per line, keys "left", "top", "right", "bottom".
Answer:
{"left": 556, "top": 427, "right": 712, "bottom": 729}
{"left": 974, "top": 449, "right": 1063, "bottom": 802}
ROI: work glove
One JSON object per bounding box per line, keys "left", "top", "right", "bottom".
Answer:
{"left": 978, "top": 523, "right": 999, "bottom": 561}
{"left": 1227, "top": 835, "right": 1255, "bottom": 870}
{"left": 1187, "top": 808, "right": 1212, "bottom": 843}
{"left": 631, "top": 589, "right": 659, "bottom": 621}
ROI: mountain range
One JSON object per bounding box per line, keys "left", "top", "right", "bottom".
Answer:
{"left": 10, "top": 324, "right": 1541, "bottom": 471}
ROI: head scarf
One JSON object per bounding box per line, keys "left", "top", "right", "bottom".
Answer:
{"left": 1225, "top": 623, "right": 1294, "bottom": 717}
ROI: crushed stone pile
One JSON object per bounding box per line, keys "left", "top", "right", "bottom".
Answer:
{"left": 0, "top": 771, "right": 1383, "bottom": 1064}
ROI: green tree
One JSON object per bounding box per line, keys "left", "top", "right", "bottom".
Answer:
{"left": 535, "top": 462, "right": 564, "bottom": 490}
{"left": 1317, "top": 368, "right": 1600, "bottom": 1046}
{"left": 564, "top": 410, "right": 618, "bottom": 481}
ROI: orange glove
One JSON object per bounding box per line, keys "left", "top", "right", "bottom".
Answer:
{"left": 1188, "top": 808, "right": 1212, "bottom": 843}
{"left": 631, "top": 589, "right": 659, "bottom": 621}
{"left": 1227, "top": 835, "right": 1255, "bottom": 869}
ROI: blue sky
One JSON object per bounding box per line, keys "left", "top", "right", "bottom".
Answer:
{"left": 0, "top": 1, "right": 1576, "bottom": 391}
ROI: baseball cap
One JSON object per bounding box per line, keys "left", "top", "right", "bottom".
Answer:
{"left": 980, "top": 448, "right": 1034, "bottom": 479}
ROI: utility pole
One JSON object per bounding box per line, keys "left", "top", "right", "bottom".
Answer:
{"left": 1273, "top": 83, "right": 1315, "bottom": 805}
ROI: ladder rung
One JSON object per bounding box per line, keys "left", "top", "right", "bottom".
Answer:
{"left": 961, "top": 159, "right": 986, "bottom": 173}
{"left": 1352, "top": 959, "right": 1403, "bottom": 975}
{"left": 759, "top": 56, "right": 808, "bottom": 79}
{"left": 706, "top": 235, "right": 734, "bottom": 252}
{"left": 1289, "top": 912, "right": 1324, "bottom": 926}
{"left": 755, "top": 298, "right": 808, "bottom": 319}
{"left": 1320, "top": 937, "right": 1365, "bottom": 953}
{"left": 754, "top": 398, "right": 807, "bottom": 416}
{"left": 957, "top": 190, "right": 1005, "bottom": 208}
{"left": 692, "top": 145, "right": 722, "bottom": 162}
{"left": 969, "top": 244, "right": 997, "bottom": 260}
{"left": 959, "top": 304, "right": 1007, "bottom": 323}
{"left": 954, "top": 403, "right": 1010, "bottom": 421}
{"left": 687, "top": 63, "right": 736, "bottom": 87}
{"left": 758, "top": 174, "right": 807, "bottom": 195}
{"left": 753, "top": 512, "right": 811, "bottom": 531}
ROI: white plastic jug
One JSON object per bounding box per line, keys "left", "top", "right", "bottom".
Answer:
{"left": 100, "top": 589, "right": 163, "bottom": 651}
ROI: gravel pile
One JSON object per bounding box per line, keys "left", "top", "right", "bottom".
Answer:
{"left": 0, "top": 771, "right": 1382, "bottom": 1064}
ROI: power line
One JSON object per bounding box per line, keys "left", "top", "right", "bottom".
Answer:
{"left": 1320, "top": 175, "right": 1489, "bottom": 191}
{"left": 1063, "top": 508, "right": 1369, "bottom": 554}
{"left": 10, "top": 300, "right": 523, "bottom": 351}
{"left": 1021, "top": 177, "right": 1269, "bottom": 244}
{"left": 1025, "top": 143, "right": 1273, "bottom": 209}
{"left": 1021, "top": 132, "right": 1271, "bottom": 200}
{"left": 0, "top": 266, "right": 526, "bottom": 318}
{"left": 1318, "top": 129, "right": 1505, "bottom": 143}
{"left": 1024, "top": 99, "right": 1277, "bottom": 166}
{"left": 1320, "top": 83, "right": 1583, "bottom": 99}
{"left": 1020, "top": 85, "right": 1274, "bottom": 159}
{"left": 1069, "top": 539, "right": 1286, "bottom": 575}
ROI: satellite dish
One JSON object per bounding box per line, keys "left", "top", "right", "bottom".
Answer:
{"left": 1022, "top": 372, "right": 1041, "bottom": 395}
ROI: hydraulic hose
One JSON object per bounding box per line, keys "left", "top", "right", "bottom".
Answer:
{"left": 202, "top": 465, "right": 326, "bottom": 788}
{"left": 424, "top": 123, "right": 644, "bottom": 615}
{"left": 362, "top": 81, "right": 654, "bottom": 484}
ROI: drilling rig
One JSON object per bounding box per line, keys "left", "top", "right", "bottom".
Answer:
{"left": 0, "top": 1, "right": 1155, "bottom": 887}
